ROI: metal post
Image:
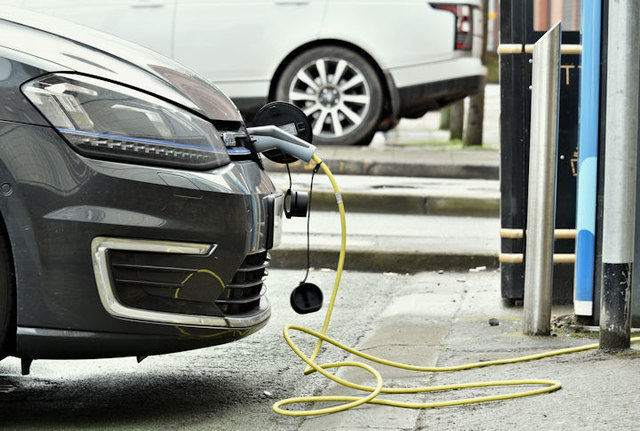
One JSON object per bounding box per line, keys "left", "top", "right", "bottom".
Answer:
{"left": 600, "top": 0, "right": 640, "bottom": 350}
{"left": 574, "top": 0, "right": 602, "bottom": 319}
{"left": 523, "top": 23, "right": 561, "bottom": 336}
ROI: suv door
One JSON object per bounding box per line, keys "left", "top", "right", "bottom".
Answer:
{"left": 18, "top": 0, "right": 176, "bottom": 57}
{"left": 173, "top": 0, "right": 328, "bottom": 99}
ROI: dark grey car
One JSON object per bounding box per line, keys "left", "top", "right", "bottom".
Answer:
{"left": 0, "top": 8, "right": 284, "bottom": 364}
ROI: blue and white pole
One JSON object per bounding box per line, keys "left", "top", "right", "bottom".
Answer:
{"left": 574, "top": 0, "right": 602, "bottom": 318}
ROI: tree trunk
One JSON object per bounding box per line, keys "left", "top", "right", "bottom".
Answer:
{"left": 463, "top": 0, "right": 489, "bottom": 147}
{"left": 439, "top": 106, "right": 451, "bottom": 130}
{"left": 464, "top": 90, "right": 485, "bottom": 146}
{"left": 450, "top": 100, "right": 465, "bottom": 140}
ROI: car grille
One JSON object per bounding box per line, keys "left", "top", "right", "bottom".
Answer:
{"left": 217, "top": 252, "right": 269, "bottom": 315}
{"left": 109, "top": 250, "right": 269, "bottom": 318}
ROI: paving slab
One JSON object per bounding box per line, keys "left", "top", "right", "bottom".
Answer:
{"left": 269, "top": 172, "right": 500, "bottom": 216}
{"left": 264, "top": 146, "right": 499, "bottom": 179}
{"left": 271, "top": 211, "right": 500, "bottom": 273}
{"left": 293, "top": 270, "right": 640, "bottom": 431}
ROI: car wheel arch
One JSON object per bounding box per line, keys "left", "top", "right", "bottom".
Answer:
{"left": 0, "top": 211, "right": 16, "bottom": 359}
{"left": 267, "top": 39, "right": 395, "bottom": 122}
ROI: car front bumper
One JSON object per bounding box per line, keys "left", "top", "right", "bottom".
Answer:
{"left": 0, "top": 122, "right": 282, "bottom": 359}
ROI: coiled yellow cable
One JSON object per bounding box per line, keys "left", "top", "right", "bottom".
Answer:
{"left": 273, "top": 154, "right": 640, "bottom": 417}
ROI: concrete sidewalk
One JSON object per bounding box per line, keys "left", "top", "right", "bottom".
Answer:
{"left": 285, "top": 270, "right": 640, "bottom": 431}
{"left": 266, "top": 84, "right": 501, "bottom": 273}
{"left": 268, "top": 167, "right": 500, "bottom": 273}
{"left": 269, "top": 171, "right": 499, "bottom": 216}
{"left": 272, "top": 210, "right": 499, "bottom": 273}
{"left": 263, "top": 145, "right": 499, "bottom": 179}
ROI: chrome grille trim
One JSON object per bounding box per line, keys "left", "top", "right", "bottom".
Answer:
{"left": 235, "top": 263, "right": 269, "bottom": 272}
{"left": 215, "top": 286, "right": 266, "bottom": 305}
{"left": 225, "top": 279, "right": 264, "bottom": 290}
{"left": 91, "top": 237, "right": 271, "bottom": 328}
{"left": 114, "top": 279, "right": 184, "bottom": 289}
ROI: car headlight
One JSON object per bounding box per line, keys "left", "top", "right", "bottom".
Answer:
{"left": 22, "top": 73, "right": 230, "bottom": 170}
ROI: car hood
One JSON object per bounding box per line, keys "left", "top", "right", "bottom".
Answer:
{"left": 0, "top": 7, "right": 243, "bottom": 123}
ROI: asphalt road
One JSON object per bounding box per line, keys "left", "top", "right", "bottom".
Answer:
{"left": 3, "top": 267, "right": 640, "bottom": 431}
{"left": 0, "top": 269, "right": 406, "bottom": 430}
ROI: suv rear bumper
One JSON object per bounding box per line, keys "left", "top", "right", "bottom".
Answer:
{"left": 397, "top": 74, "right": 486, "bottom": 118}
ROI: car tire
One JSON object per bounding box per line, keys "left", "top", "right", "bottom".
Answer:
{"left": 275, "top": 46, "right": 384, "bottom": 146}
{"left": 0, "top": 230, "right": 14, "bottom": 359}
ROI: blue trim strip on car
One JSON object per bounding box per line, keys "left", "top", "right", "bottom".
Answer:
{"left": 226, "top": 147, "right": 252, "bottom": 155}
{"left": 57, "top": 128, "right": 215, "bottom": 151}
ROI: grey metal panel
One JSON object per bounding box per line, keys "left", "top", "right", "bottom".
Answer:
{"left": 16, "top": 323, "right": 268, "bottom": 359}
{"left": 0, "top": 47, "right": 57, "bottom": 125}
{"left": 0, "top": 122, "right": 276, "bottom": 352}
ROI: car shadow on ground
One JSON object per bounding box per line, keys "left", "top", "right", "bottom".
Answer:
{"left": 0, "top": 362, "right": 274, "bottom": 428}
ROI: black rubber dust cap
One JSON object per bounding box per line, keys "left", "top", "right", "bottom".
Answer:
{"left": 290, "top": 282, "right": 323, "bottom": 314}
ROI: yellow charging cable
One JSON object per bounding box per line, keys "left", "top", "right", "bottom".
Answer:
{"left": 274, "top": 154, "right": 640, "bottom": 417}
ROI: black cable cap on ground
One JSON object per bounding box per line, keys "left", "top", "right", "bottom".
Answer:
{"left": 290, "top": 282, "right": 323, "bottom": 314}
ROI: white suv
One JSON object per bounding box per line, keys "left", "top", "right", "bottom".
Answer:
{"left": 5, "top": 0, "right": 486, "bottom": 145}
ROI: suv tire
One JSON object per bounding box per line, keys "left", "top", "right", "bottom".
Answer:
{"left": 275, "top": 45, "right": 384, "bottom": 146}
